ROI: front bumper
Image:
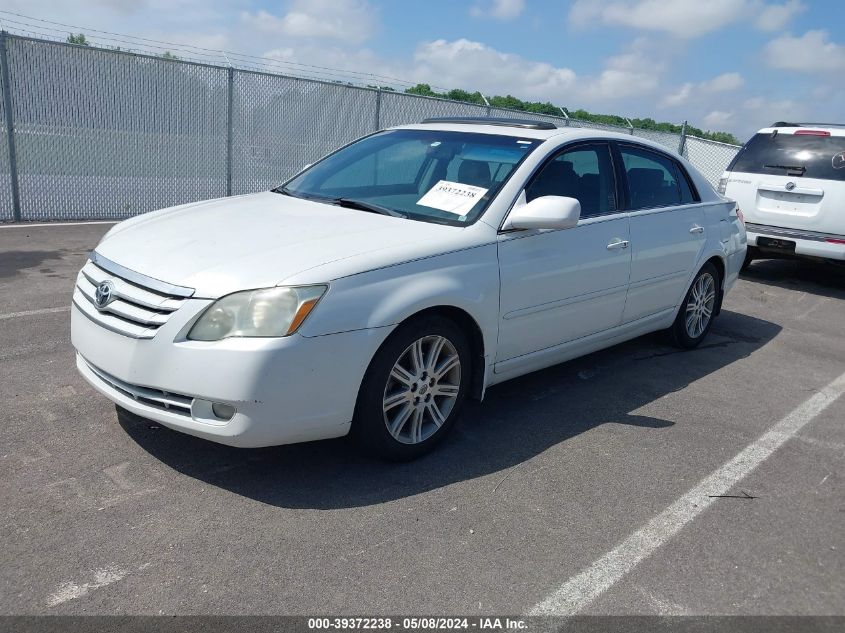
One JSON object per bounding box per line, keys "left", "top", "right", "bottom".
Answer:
{"left": 72, "top": 302, "right": 390, "bottom": 447}
{"left": 746, "top": 223, "right": 845, "bottom": 261}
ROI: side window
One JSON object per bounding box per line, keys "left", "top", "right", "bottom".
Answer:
{"left": 619, "top": 145, "right": 682, "bottom": 209}
{"left": 525, "top": 143, "right": 616, "bottom": 218}
{"left": 673, "top": 162, "right": 700, "bottom": 203}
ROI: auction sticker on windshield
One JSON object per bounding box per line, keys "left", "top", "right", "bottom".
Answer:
{"left": 417, "top": 180, "right": 488, "bottom": 216}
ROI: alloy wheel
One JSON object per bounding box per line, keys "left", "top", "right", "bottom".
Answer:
{"left": 382, "top": 335, "right": 461, "bottom": 445}
{"left": 685, "top": 272, "right": 716, "bottom": 339}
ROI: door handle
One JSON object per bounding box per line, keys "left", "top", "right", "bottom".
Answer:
{"left": 689, "top": 225, "right": 705, "bottom": 234}
{"left": 606, "top": 238, "right": 629, "bottom": 250}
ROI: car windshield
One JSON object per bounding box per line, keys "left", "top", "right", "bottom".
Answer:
{"left": 729, "top": 132, "right": 845, "bottom": 181}
{"left": 278, "top": 129, "right": 542, "bottom": 225}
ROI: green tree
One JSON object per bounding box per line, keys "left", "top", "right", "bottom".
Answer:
{"left": 407, "top": 82, "right": 740, "bottom": 144}
{"left": 66, "top": 33, "right": 89, "bottom": 46}
{"left": 161, "top": 51, "right": 180, "bottom": 60}
{"left": 405, "top": 83, "right": 438, "bottom": 97}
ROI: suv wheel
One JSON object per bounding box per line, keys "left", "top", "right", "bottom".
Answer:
{"left": 741, "top": 246, "right": 758, "bottom": 271}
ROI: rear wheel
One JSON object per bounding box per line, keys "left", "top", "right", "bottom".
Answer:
{"left": 352, "top": 315, "right": 471, "bottom": 461}
{"left": 669, "top": 262, "right": 719, "bottom": 349}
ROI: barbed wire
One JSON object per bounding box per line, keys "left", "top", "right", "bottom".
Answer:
{"left": 0, "top": 9, "right": 452, "bottom": 91}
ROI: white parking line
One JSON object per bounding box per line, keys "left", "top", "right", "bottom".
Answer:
{"left": 0, "top": 306, "right": 70, "bottom": 320}
{"left": 529, "top": 369, "right": 845, "bottom": 616}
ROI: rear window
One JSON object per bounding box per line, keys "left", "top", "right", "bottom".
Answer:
{"left": 729, "top": 132, "right": 845, "bottom": 181}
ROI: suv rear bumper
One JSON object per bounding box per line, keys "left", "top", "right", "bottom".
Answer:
{"left": 746, "top": 222, "right": 845, "bottom": 261}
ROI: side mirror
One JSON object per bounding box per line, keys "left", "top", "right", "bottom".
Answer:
{"left": 503, "top": 195, "right": 581, "bottom": 231}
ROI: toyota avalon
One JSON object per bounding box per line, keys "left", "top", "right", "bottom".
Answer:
{"left": 72, "top": 117, "right": 746, "bottom": 460}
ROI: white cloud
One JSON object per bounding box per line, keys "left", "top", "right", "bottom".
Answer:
{"left": 660, "top": 72, "right": 743, "bottom": 107}
{"left": 700, "top": 72, "right": 745, "bottom": 93}
{"left": 411, "top": 39, "right": 577, "bottom": 99}
{"left": 764, "top": 30, "right": 845, "bottom": 72}
{"left": 739, "top": 97, "right": 809, "bottom": 130}
{"left": 702, "top": 110, "right": 734, "bottom": 128}
{"left": 470, "top": 0, "right": 526, "bottom": 20}
{"left": 755, "top": 0, "right": 805, "bottom": 32}
{"left": 569, "top": 0, "right": 806, "bottom": 39}
{"left": 240, "top": 0, "right": 377, "bottom": 45}
{"left": 661, "top": 83, "right": 694, "bottom": 107}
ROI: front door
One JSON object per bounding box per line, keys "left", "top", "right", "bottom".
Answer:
{"left": 496, "top": 142, "right": 632, "bottom": 362}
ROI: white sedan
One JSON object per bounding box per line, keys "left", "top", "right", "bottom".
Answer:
{"left": 71, "top": 117, "right": 746, "bottom": 460}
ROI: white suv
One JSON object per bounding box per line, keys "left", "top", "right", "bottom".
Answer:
{"left": 720, "top": 122, "right": 845, "bottom": 268}
{"left": 72, "top": 117, "right": 745, "bottom": 460}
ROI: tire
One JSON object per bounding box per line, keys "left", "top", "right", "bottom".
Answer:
{"left": 669, "top": 262, "right": 720, "bottom": 349}
{"left": 741, "top": 246, "right": 757, "bottom": 272}
{"left": 352, "top": 314, "right": 472, "bottom": 461}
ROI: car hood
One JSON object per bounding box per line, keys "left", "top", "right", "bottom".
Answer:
{"left": 95, "top": 192, "right": 477, "bottom": 297}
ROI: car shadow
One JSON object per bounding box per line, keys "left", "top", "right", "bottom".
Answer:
{"left": 118, "top": 309, "right": 780, "bottom": 509}
{"left": 741, "top": 257, "right": 845, "bottom": 300}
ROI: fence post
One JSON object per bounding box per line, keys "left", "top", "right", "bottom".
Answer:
{"left": 225, "top": 66, "right": 234, "bottom": 197}
{"left": 559, "top": 107, "right": 570, "bottom": 127}
{"left": 374, "top": 87, "right": 382, "bottom": 130}
{"left": 678, "top": 120, "right": 688, "bottom": 156}
{"left": 0, "top": 32, "right": 21, "bottom": 222}
{"left": 625, "top": 118, "right": 634, "bottom": 135}
{"left": 481, "top": 94, "right": 491, "bottom": 117}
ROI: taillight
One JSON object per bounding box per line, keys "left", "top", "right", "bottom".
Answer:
{"left": 826, "top": 238, "right": 845, "bottom": 245}
{"left": 795, "top": 129, "right": 831, "bottom": 136}
{"left": 735, "top": 207, "right": 745, "bottom": 225}
{"left": 717, "top": 177, "right": 728, "bottom": 194}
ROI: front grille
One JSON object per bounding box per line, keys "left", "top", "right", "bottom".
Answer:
{"left": 83, "top": 358, "right": 193, "bottom": 416}
{"left": 73, "top": 256, "right": 194, "bottom": 339}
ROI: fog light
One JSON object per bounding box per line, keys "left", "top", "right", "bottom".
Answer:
{"left": 211, "top": 402, "right": 236, "bottom": 420}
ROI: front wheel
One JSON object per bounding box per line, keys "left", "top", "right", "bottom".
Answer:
{"left": 669, "top": 263, "right": 719, "bottom": 349}
{"left": 352, "top": 315, "right": 471, "bottom": 461}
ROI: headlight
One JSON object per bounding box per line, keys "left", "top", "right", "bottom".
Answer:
{"left": 188, "top": 285, "right": 327, "bottom": 341}
{"left": 717, "top": 177, "right": 728, "bottom": 195}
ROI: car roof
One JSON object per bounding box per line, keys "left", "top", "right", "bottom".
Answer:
{"left": 391, "top": 120, "right": 654, "bottom": 144}
{"left": 757, "top": 123, "right": 845, "bottom": 137}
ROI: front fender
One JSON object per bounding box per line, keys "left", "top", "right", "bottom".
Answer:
{"left": 298, "top": 244, "right": 501, "bottom": 357}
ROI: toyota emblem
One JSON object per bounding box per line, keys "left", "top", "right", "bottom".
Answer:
{"left": 94, "top": 280, "right": 115, "bottom": 309}
{"left": 785, "top": 182, "right": 796, "bottom": 191}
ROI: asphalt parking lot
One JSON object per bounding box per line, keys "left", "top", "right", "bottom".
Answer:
{"left": 1, "top": 222, "right": 843, "bottom": 616}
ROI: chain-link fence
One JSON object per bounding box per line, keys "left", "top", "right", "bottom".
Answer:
{"left": 681, "top": 136, "right": 741, "bottom": 187}
{"left": 0, "top": 33, "right": 741, "bottom": 222}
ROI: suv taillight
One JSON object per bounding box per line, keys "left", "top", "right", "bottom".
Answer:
{"left": 795, "top": 129, "right": 831, "bottom": 136}
{"left": 736, "top": 207, "right": 745, "bottom": 225}
{"left": 717, "top": 177, "right": 728, "bottom": 194}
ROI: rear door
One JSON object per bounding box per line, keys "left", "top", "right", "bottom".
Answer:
{"left": 617, "top": 143, "right": 706, "bottom": 323}
{"left": 724, "top": 129, "right": 845, "bottom": 236}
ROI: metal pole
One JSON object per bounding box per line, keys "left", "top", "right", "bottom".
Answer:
{"left": 625, "top": 118, "right": 634, "bottom": 135}
{"left": 559, "top": 107, "right": 570, "bottom": 126}
{"left": 0, "top": 32, "right": 21, "bottom": 221}
{"left": 225, "top": 66, "right": 234, "bottom": 197}
{"left": 481, "top": 94, "right": 491, "bottom": 117}
{"left": 374, "top": 87, "right": 382, "bottom": 130}
{"left": 678, "top": 120, "right": 688, "bottom": 155}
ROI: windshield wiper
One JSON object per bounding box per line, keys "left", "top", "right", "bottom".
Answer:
{"left": 765, "top": 164, "right": 806, "bottom": 173}
{"left": 335, "top": 198, "right": 407, "bottom": 218}
{"left": 273, "top": 187, "right": 332, "bottom": 202}
{"left": 272, "top": 186, "right": 301, "bottom": 197}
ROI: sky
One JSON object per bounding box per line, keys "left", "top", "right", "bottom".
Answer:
{"left": 1, "top": 0, "right": 844, "bottom": 141}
